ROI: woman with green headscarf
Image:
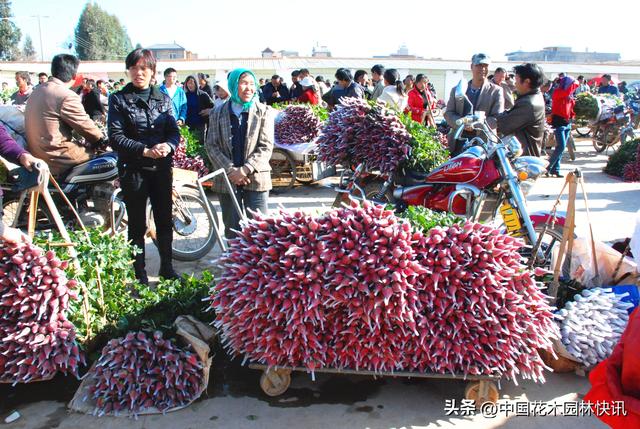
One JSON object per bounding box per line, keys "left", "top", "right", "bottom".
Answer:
{"left": 204, "top": 68, "right": 275, "bottom": 238}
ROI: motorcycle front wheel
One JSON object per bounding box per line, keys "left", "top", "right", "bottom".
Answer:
{"left": 529, "top": 224, "right": 568, "bottom": 272}
{"left": 2, "top": 195, "right": 57, "bottom": 231}
{"left": 352, "top": 179, "right": 394, "bottom": 205}
{"left": 575, "top": 126, "right": 591, "bottom": 137}
{"left": 592, "top": 126, "right": 617, "bottom": 153}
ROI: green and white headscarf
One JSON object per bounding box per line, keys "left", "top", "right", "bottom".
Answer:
{"left": 227, "top": 68, "right": 258, "bottom": 111}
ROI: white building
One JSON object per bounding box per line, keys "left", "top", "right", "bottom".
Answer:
{"left": 3, "top": 57, "right": 639, "bottom": 101}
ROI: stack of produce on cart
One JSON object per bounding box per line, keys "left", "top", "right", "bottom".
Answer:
{"left": 83, "top": 330, "right": 205, "bottom": 416}
{"left": 0, "top": 241, "right": 85, "bottom": 384}
{"left": 172, "top": 126, "right": 209, "bottom": 178}
{"left": 211, "top": 201, "right": 558, "bottom": 383}
{"left": 574, "top": 92, "right": 623, "bottom": 122}
{"left": 275, "top": 105, "right": 323, "bottom": 146}
{"left": 317, "top": 98, "right": 412, "bottom": 174}
{"left": 555, "top": 288, "right": 633, "bottom": 368}
{"left": 574, "top": 93, "right": 600, "bottom": 120}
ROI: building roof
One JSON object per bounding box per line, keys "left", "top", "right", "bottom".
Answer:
{"left": 262, "top": 47, "right": 274, "bottom": 53}
{"left": 147, "top": 43, "right": 185, "bottom": 50}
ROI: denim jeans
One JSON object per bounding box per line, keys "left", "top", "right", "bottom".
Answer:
{"left": 548, "top": 123, "right": 571, "bottom": 174}
{"left": 218, "top": 189, "right": 269, "bottom": 239}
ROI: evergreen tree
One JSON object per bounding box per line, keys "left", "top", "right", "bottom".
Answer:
{"left": 0, "top": 0, "right": 21, "bottom": 61}
{"left": 74, "top": 2, "right": 132, "bottom": 60}
{"left": 22, "top": 34, "right": 36, "bottom": 61}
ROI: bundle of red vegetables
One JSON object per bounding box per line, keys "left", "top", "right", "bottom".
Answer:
{"left": 404, "top": 223, "right": 557, "bottom": 381}
{"left": 275, "top": 105, "right": 323, "bottom": 145}
{"left": 0, "top": 241, "right": 84, "bottom": 384}
{"left": 87, "top": 330, "right": 204, "bottom": 416}
{"left": 172, "top": 140, "right": 209, "bottom": 178}
{"left": 317, "top": 98, "right": 411, "bottom": 174}
{"left": 211, "top": 202, "right": 558, "bottom": 382}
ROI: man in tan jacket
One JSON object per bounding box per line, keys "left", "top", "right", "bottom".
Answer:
{"left": 25, "top": 54, "right": 104, "bottom": 177}
{"left": 445, "top": 53, "right": 504, "bottom": 155}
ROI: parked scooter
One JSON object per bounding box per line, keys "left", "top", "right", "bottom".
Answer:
{"left": 592, "top": 104, "right": 635, "bottom": 152}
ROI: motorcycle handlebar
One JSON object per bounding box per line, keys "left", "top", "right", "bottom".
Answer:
{"left": 453, "top": 114, "right": 484, "bottom": 140}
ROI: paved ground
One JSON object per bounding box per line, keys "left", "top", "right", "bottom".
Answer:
{"left": 4, "top": 136, "right": 638, "bottom": 429}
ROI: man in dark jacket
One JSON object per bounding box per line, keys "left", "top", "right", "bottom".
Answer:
{"left": 289, "top": 70, "right": 303, "bottom": 100}
{"left": 323, "top": 68, "right": 364, "bottom": 108}
{"left": 496, "top": 63, "right": 546, "bottom": 157}
{"left": 262, "top": 75, "right": 290, "bottom": 105}
{"left": 598, "top": 74, "right": 620, "bottom": 97}
{"left": 81, "top": 79, "right": 105, "bottom": 121}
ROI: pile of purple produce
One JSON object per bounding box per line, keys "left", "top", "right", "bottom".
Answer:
{"left": 0, "top": 242, "right": 84, "bottom": 384}
{"left": 317, "top": 98, "right": 411, "bottom": 173}
{"left": 211, "top": 201, "right": 558, "bottom": 383}
{"left": 275, "top": 105, "right": 323, "bottom": 145}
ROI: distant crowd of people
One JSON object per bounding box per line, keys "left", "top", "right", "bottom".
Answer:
{"left": 257, "top": 66, "right": 440, "bottom": 126}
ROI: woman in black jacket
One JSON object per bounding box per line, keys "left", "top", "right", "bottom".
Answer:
{"left": 107, "top": 48, "right": 180, "bottom": 284}
{"left": 184, "top": 75, "right": 214, "bottom": 143}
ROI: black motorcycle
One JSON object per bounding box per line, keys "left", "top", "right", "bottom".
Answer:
{"left": 2, "top": 152, "right": 216, "bottom": 261}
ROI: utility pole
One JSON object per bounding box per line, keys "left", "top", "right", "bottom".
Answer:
{"left": 30, "top": 15, "right": 50, "bottom": 62}
{"left": 1, "top": 15, "right": 50, "bottom": 61}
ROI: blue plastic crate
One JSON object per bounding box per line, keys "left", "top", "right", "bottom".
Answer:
{"left": 602, "top": 285, "right": 640, "bottom": 315}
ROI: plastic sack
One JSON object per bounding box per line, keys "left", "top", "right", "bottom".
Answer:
{"left": 584, "top": 308, "right": 640, "bottom": 428}
{"left": 569, "top": 237, "right": 637, "bottom": 287}
{"left": 0, "top": 106, "right": 26, "bottom": 148}
{"left": 630, "top": 209, "right": 640, "bottom": 268}
{"left": 68, "top": 316, "right": 216, "bottom": 417}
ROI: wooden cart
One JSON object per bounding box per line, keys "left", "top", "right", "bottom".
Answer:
{"left": 270, "top": 143, "right": 334, "bottom": 190}
{"left": 249, "top": 364, "right": 501, "bottom": 406}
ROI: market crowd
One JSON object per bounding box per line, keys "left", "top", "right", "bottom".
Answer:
{"left": 0, "top": 50, "right": 630, "bottom": 283}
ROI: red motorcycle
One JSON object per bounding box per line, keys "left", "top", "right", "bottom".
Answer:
{"left": 335, "top": 113, "right": 567, "bottom": 267}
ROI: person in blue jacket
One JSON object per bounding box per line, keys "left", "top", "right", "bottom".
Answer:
{"left": 159, "top": 67, "right": 187, "bottom": 125}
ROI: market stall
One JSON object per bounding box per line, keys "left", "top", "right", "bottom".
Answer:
{"left": 270, "top": 104, "right": 334, "bottom": 190}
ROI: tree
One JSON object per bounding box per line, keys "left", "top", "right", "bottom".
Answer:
{"left": 0, "top": 0, "right": 21, "bottom": 61}
{"left": 21, "top": 34, "right": 36, "bottom": 61}
{"left": 74, "top": 2, "right": 132, "bottom": 61}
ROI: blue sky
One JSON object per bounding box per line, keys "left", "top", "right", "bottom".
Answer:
{"left": 11, "top": 0, "right": 640, "bottom": 62}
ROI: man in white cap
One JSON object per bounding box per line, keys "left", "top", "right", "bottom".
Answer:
{"left": 444, "top": 53, "right": 504, "bottom": 155}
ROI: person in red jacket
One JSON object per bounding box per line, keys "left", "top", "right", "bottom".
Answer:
{"left": 297, "top": 77, "right": 319, "bottom": 105}
{"left": 546, "top": 75, "right": 579, "bottom": 177}
{"left": 584, "top": 308, "right": 640, "bottom": 428}
{"left": 406, "top": 74, "right": 435, "bottom": 126}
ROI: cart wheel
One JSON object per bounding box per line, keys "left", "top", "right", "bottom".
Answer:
{"left": 464, "top": 380, "right": 499, "bottom": 406}
{"left": 259, "top": 369, "right": 291, "bottom": 397}
{"left": 270, "top": 148, "right": 296, "bottom": 190}
{"left": 295, "top": 163, "right": 314, "bottom": 184}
